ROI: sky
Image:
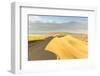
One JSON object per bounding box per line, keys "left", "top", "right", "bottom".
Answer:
{"left": 28, "top": 15, "right": 88, "bottom": 34}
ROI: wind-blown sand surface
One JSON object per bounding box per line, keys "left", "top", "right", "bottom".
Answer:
{"left": 45, "top": 35, "right": 88, "bottom": 59}
{"left": 28, "top": 33, "right": 88, "bottom": 60}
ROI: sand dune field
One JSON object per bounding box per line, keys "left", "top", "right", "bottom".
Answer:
{"left": 28, "top": 33, "right": 88, "bottom": 60}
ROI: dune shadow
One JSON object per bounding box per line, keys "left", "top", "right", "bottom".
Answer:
{"left": 28, "top": 37, "right": 57, "bottom": 61}
{"left": 28, "top": 50, "right": 57, "bottom": 60}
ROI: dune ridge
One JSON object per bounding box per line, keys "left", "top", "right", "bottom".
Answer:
{"left": 45, "top": 35, "right": 88, "bottom": 59}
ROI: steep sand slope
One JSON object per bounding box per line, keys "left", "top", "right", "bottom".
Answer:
{"left": 45, "top": 35, "right": 88, "bottom": 59}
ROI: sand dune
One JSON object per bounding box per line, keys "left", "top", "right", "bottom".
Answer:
{"left": 45, "top": 35, "right": 88, "bottom": 59}
{"left": 28, "top": 33, "right": 88, "bottom": 60}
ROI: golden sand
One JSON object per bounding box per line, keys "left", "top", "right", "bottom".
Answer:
{"left": 28, "top": 34, "right": 48, "bottom": 41}
{"left": 45, "top": 35, "right": 88, "bottom": 59}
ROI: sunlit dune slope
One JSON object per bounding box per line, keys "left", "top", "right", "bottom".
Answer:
{"left": 28, "top": 34, "right": 48, "bottom": 41}
{"left": 45, "top": 35, "right": 88, "bottom": 59}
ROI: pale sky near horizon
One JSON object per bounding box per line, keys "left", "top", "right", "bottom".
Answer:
{"left": 28, "top": 15, "right": 88, "bottom": 34}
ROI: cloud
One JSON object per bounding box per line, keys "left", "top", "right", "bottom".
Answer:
{"left": 29, "top": 16, "right": 68, "bottom": 23}
{"left": 29, "top": 16, "right": 42, "bottom": 22}
{"left": 29, "top": 16, "right": 54, "bottom": 23}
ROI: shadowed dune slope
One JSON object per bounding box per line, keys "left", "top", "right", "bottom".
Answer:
{"left": 28, "top": 37, "right": 57, "bottom": 60}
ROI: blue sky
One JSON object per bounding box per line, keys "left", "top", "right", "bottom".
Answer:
{"left": 40, "top": 16, "right": 87, "bottom": 23}
{"left": 29, "top": 15, "right": 88, "bottom": 23}
{"left": 29, "top": 15, "right": 88, "bottom": 33}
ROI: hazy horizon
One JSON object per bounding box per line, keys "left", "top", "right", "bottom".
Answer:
{"left": 28, "top": 15, "right": 88, "bottom": 34}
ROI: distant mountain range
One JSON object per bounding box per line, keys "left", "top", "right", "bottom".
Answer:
{"left": 29, "top": 21, "right": 88, "bottom": 34}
